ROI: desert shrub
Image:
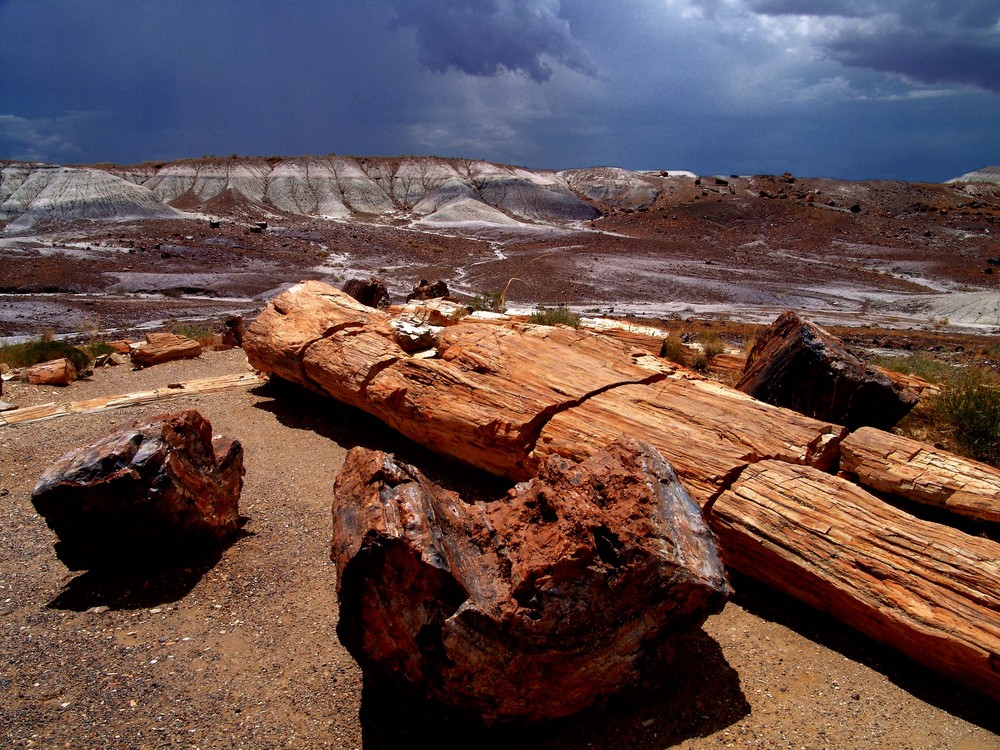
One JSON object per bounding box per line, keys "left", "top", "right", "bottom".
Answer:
{"left": 171, "top": 321, "right": 215, "bottom": 340}
{"left": 659, "top": 336, "right": 687, "bottom": 365}
{"left": 872, "top": 353, "right": 953, "bottom": 384}
{"left": 529, "top": 305, "right": 581, "bottom": 328}
{"left": 690, "top": 351, "right": 709, "bottom": 372}
{"left": 82, "top": 341, "right": 116, "bottom": 359}
{"left": 469, "top": 291, "right": 506, "bottom": 313}
{"left": 931, "top": 368, "right": 1000, "bottom": 466}
{"left": 0, "top": 338, "right": 91, "bottom": 372}
{"left": 700, "top": 333, "right": 726, "bottom": 359}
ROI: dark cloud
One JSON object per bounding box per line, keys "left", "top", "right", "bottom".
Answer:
{"left": 747, "top": 0, "right": 1000, "bottom": 92}
{"left": 387, "top": 0, "right": 594, "bottom": 82}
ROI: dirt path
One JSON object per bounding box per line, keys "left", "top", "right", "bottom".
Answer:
{"left": 1, "top": 350, "right": 997, "bottom": 749}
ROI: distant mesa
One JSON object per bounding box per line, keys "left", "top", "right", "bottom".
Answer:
{"left": 947, "top": 166, "right": 1000, "bottom": 185}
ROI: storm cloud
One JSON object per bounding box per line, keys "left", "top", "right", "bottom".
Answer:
{"left": 387, "top": 0, "right": 594, "bottom": 81}
{"left": 747, "top": 0, "right": 1000, "bottom": 92}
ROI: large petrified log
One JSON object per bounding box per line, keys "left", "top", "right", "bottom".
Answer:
{"left": 709, "top": 460, "right": 1000, "bottom": 701}
{"left": 331, "top": 440, "right": 731, "bottom": 724}
{"left": 244, "top": 281, "right": 844, "bottom": 501}
{"left": 840, "top": 426, "right": 1000, "bottom": 524}
{"left": 131, "top": 332, "right": 202, "bottom": 367}
{"left": 31, "top": 410, "right": 243, "bottom": 569}
{"left": 736, "top": 310, "right": 917, "bottom": 430}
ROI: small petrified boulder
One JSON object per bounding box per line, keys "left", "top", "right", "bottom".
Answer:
{"left": 331, "top": 438, "right": 730, "bottom": 724}
{"left": 406, "top": 278, "right": 449, "bottom": 301}
{"left": 342, "top": 277, "right": 390, "bottom": 309}
{"left": 736, "top": 310, "right": 917, "bottom": 430}
{"left": 131, "top": 332, "right": 202, "bottom": 367}
{"left": 32, "top": 410, "right": 243, "bottom": 569}
{"left": 26, "top": 358, "right": 77, "bottom": 386}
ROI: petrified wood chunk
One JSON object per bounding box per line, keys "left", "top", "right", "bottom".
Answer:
{"left": 26, "top": 358, "right": 77, "bottom": 386}
{"left": 130, "top": 332, "right": 202, "bottom": 367}
{"left": 31, "top": 410, "right": 243, "bottom": 569}
{"left": 736, "top": 311, "right": 917, "bottom": 430}
{"left": 840, "top": 426, "right": 1000, "bottom": 524}
{"left": 331, "top": 439, "right": 731, "bottom": 724}
{"left": 710, "top": 460, "right": 1000, "bottom": 702}
{"left": 342, "top": 277, "right": 390, "bottom": 308}
{"left": 406, "top": 278, "right": 449, "bottom": 301}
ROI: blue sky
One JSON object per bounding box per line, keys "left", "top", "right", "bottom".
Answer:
{"left": 1, "top": 0, "right": 997, "bottom": 181}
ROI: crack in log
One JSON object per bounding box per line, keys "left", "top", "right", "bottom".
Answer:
{"left": 518, "top": 371, "right": 669, "bottom": 455}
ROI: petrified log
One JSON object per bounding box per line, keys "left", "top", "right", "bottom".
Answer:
{"left": 223, "top": 315, "right": 245, "bottom": 347}
{"left": 840, "top": 426, "right": 1000, "bottom": 524}
{"left": 244, "top": 281, "right": 844, "bottom": 499}
{"left": 331, "top": 439, "right": 731, "bottom": 724}
{"left": 736, "top": 311, "right": 917, "bottom": 430}
{"left": 26, "top": 358, "right": 77, "bottom": 386}
{"left": 709, "top": 460, "right": 1000, "bottom": 702}
{"left": 31, "top": 410, "right": 243, "bottom": 569}
{"left": 342, "top": 277, "right": 390, "bottom": 308}
{"left": 131, "top": 332, "right": 202, "bottom": 367}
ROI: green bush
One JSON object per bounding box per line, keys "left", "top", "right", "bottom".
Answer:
{"left": 0, "top": 338, "right": 91, "bottom": 372}
{"left": 170, "top": 321, "right": 215, "bottom": 340}
{"left": 468, "top": 291, "right": 506, "bottom": 313}
{"left": 82, "top": 341, "right": 116, "bottom": 359}
{"left": 659, "top": 336, "right": 687, "bottom": 365}
{"left": 529, "top": 305, "right": 581, "bottom": 328}
{"left": 931, "top": 369, "right": 1000, "bottom": 466}
{"left": 870, "top": 353, "right": 953, "bottom": 384}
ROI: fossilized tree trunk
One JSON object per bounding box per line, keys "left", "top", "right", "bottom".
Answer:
{"left": 709, "top": 460, "right": 1000, "bottom": 701}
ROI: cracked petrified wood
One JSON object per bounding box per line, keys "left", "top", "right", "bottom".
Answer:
{"left": 736, "top": 310, "right": 918, "bottom": 430}
{"left": 840, "top": 426, "right": 1000, "bottom": 524}
{"left": 331, "top": 440, "right": 731, "bottom": 724}
{"left": 130, "top": 332, "right": 203, "bottom": 368}
{"left": 244, "top": 281, "right": 845, "bottom": 501}
{"left": 709, "top": 460, "right": 1000, "bottom": 702}
{"left": 31, "top": 410, "right": 243, "bottom": 569}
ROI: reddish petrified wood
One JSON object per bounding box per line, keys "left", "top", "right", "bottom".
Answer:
{"left": 26, "top": 357, "right": 77, "bottom": 386}
{"left": 32, "top": 410, "right": 243, "bottom": 569}
{"left": 709, "top": 460, "right": 1000, "bottom": 702}
{"left": 736, "top": 310, "right": 917, "bottom": 430}
{"left": 840, "top": 426, "right": 1000, "bottom": 524}
{"left": 331, "top": 439, "right": 731, "bottom": 724}
{"left": 130, "top": 332, "right": 202, "bottom": 367}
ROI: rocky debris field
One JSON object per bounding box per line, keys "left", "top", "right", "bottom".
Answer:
{"left": 1, "top": 348, "right": 999, "bottom": 749}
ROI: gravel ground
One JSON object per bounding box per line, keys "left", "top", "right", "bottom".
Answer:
{"left": 1, "top": 350, "right": 998, "bottom": 749}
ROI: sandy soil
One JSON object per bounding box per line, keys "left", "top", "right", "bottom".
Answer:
{"left": 1, "top": 349, "right": 998, "bottom": 749}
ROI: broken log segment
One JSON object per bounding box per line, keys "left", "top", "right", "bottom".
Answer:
{"left": 131, "top": 332, "right": 202, "bottom": 367}
{"left": 840, "top": 426, "right": 1000, "bottom": 524}
{"left": 332, "top": 440, "right": 731, "bottom": 724}
{"left": 244, "top": 281, "right": 846, "bottom": 492}
{"left": 710, "top": 460, "right": 1000, "bottom": 702}
{"left": 736, "top": 310, "right": 917, "bottom": 430}
{"left": 32, "top": 410, "right": 244, "bottom": 570}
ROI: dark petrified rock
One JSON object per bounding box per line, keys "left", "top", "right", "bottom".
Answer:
{"left": 31, "top": 410, "right": 243, "bottom": 569}
{"left": 406, "top": 278, "right": 449, "bottom": 301}
{"left": 342, "top": 277, "right": 390, "bottom": 309}
{"left": 331, "top": 438, "right": 731, "bottom": 725}
{"left": 130, "top": 332, "right": 202, "bottom": 368}
{"left": 26, "top": 358, "right": 77, "bottom": 386}
{"left": 736, "top": 310, "right": 917, "bottom": 430}
{"left": 223, "top": 315, "right": 245, "bottom": 347}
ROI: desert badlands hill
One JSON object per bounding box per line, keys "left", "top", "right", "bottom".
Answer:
{"left": 1, "top": 155, "right": 999, "bottom": 340}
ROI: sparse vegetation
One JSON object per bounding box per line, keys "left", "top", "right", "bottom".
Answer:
{"left": 0, "top": 337, "right": 91, "bottom": 372}
{"left": 870, "top": 353, "right": 953, "bottom": 384}
{"left": 468, "top": 291, "right": 507, "bottom": 313}
{"left": 170, "top": 321, "right": 215, "bottom": 340}
{"left": 659, "top": 336, "right": 688, "bottom": 365}
{"left": 931, "top": 368, "right": 1000, "bottom": 466}
{"left": 529, "top": 305, "right": 581, "bottom": 328}
{"left": 82, "top": 341, "right": 116, "bottom": 359}
{"left": 700, "top": 333, "right": 727, "bottom": 358}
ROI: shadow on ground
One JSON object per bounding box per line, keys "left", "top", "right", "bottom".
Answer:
{"left": 251, "top": 377, "right": 513, "bottom": 502}
{"left": 358, "top": 627, "right": 748, "bottom": 750}
{"left": 729, "top": 571, "right": 1000, "bottom": 734}
{"left": 46, "top": 528, "right": 251, "bottom": 612}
